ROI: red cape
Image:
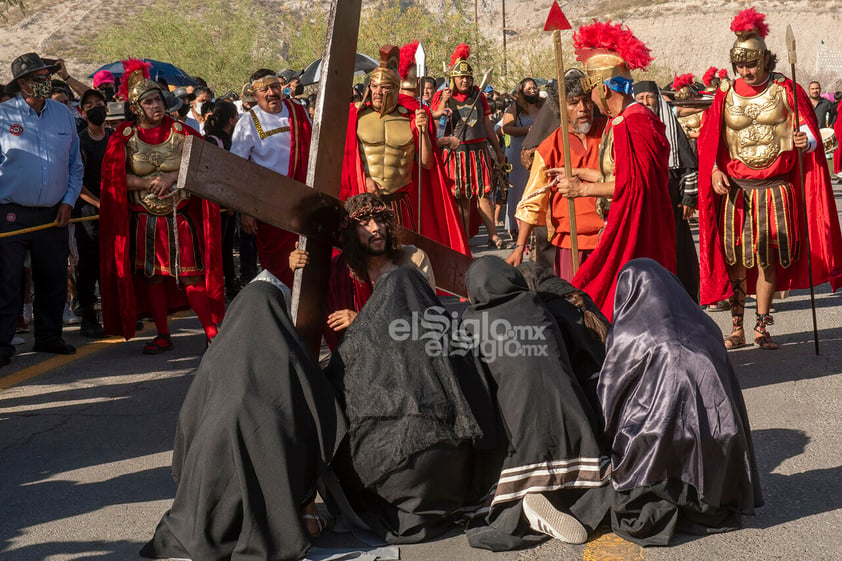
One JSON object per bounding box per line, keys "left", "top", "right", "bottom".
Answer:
{"left": 340, "top": 98, "right": 471, "bottom": 256}
{"left": 99, "top": 117, "right": 225, "bottom": 339}
{"left": 697, "top": 75, "right": 842, "bottom": 305}
{"left": 252, "top": 98, "right": 312, "bottom": 286}
{"left": 834, "top": 99, "right": 842, "bottom": 174}
{"left": 572, "top": 103, "right": 677, "bottom": 321}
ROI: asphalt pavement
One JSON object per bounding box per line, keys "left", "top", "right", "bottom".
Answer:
{"left": 1, "top": 214, "right": 842, "bottom": 561}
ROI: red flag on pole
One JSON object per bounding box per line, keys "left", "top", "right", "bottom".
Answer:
{"left": 544, "top": 1, "right": 572, "bottom": 31}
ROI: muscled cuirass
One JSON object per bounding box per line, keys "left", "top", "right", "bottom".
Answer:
{"left": 723, "top": 75, "right": 794, "bottom": 169}
{"left": 125, "top": 122, "right": 188, "bottom": 215}
{"left": 678, "top": 111, "right": 703, "bottom": 137}
{"left": 356, "top": 106, "right": 416, "bottom": 195}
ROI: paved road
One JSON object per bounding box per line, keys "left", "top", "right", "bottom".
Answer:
{"left": 2, "top": 221, "right": 842, "bottom": 561}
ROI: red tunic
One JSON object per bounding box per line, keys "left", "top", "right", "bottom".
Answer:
{"left": 572, "top": 103, "right": 677, "bottom": 321}
{"left": 697, "top": 75, "right": 842, "bottom": 304}
{"left": 253, "top": 99, "right": 312, "bottom": 287}
{"left": 99, "top": 116, "right": 225, "bottom": 339}
{"left": 340, "top": 98, "right": 471, "bottom": 256}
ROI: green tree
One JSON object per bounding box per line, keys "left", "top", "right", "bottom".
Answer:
{"left": 85, "top": 0, "right": 321, "bottom": 93}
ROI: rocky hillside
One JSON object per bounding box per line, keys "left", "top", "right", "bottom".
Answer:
{"left": 3, "top": 0, "right": 842, "bottom": 91}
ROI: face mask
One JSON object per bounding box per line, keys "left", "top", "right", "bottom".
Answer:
{"left": 26, "top": 75, "right": 51, "bottom": 99}
{"left": 523, "top": 93, "right": 539, "bottom": 104}
{"left": 99, "top": 86, "right": 115, "bottom": 101}
{"left": 85, "top": 105, "right": 107, "bottom": 126}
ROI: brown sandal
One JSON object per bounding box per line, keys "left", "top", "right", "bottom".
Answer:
{"left": 724, "top": 314, "right": 747, "bottom": 349}
{"left": 753, "top": 313, "right": 779, "bottom": 350}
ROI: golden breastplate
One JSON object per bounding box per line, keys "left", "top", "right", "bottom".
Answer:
{"left": 357, "top": 108, "right": 416, "bottom": 195}
{"left": 678, "top": 111, "right": 702, "bottom": 136}
{"left": 723, "top": 77, "right": 794, "bottom": 169}
{"left": 126, "top": 123, "right": 189, "bottom": 215}
{"left": 596, "top": 124, "right": 616, "bottom": 220}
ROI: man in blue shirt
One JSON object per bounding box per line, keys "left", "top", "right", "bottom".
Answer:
{"left": 0, "top": 53, "right": 83, "bottom": 367}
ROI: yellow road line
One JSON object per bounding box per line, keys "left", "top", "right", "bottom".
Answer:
{"left": 0, "top": 310, "right": 197, "bottom": 391}
{"left": 583, "top": 531, "right": 644, "bottom": 561}
{"left": 0, "top": 337, "right": 126, "bottom": 390}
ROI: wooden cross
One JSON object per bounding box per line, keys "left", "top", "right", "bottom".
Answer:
{"left": 176, "top": 0, "right": 473, "bottom": 356}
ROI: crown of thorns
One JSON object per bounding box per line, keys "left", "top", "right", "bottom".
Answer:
{"left": 341, "top": 205, "right": 396, "bottom": 230}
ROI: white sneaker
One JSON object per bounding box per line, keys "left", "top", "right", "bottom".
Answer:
{"left": 63, "top": 304, "right": 81, "bottom": 325}
{"left": 11, "top": 335, "right": 24, "bottom": 345}
{"left": 522, "top": 493, "right": 588, "bottom": 544}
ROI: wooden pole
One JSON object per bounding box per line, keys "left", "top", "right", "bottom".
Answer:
{"left": 787, "top": 24, "right": 820, "bottom": 355}
{"left": 0, "top": 215, "right": 99, "bottom": 239}
{"left": 553, "top": 29, "right": 580, "bottom": 273}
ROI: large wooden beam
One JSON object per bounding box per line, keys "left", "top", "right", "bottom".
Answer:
{"left": 178, "top": 136, "right": 471, "bottom": 297}
{"left": 177, "top": 137, "right": 344, "bottom": 243}
{"left": 293, "top": 0, "right": 363, "bottom": 355}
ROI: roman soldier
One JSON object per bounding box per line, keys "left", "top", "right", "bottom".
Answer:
{"left": 554, "top": 20, "right": 676, "bottom": 320}
{"left": 398, "top": 40, "right": 420, "bottom": 101}
{"left": 100, "top": 59, "right": 224, "bottom": 353}
{"left": 340, "top": 45, "right": 470, "bottom": 255}
{"left": 697, "top": 7, "right": 842, "bottom": 349}
{"left": 673, "top": 73, "right": 704, "bottom": 139}
{"left": 431, "top": 44, "right": 507, "bottom": 247}
{"left": 702, "top": 66, "right": 721, "bottom": 96}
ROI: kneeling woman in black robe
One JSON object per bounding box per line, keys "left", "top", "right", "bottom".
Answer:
{"left": 140, "top": 273, "right": 347, "bottom": 561}
{"left": 462, "top": 257, "right": 613, "bottom": 551}
{"left": 599, "top": 258, "right": 763, "bottom": 546}
{"left": 324, "top": 266, "right": 491, "bottom": 543}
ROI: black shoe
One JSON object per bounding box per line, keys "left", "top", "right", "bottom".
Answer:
{"left": 0, "top": 354, "right": 10, "bottom": 368}
{"left": 33, "top": 338, "right": 76, "bottom": 355}
{"left": 80, "top": 319, "right": 105, "bottom": 338}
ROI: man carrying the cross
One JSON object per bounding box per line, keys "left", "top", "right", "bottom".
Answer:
{"left": 231, "top": 69, "right": 312, "bottom": 287}
{"left": 554, "top": 21, "right": 676, "bottom": 321}
{"left": 506, "top": 72, "right": 606, "bottom": 281}
{"left": 340, "top": 46, "right": 469, "bottom": 255}
{"left": 697, "top": 7, "right": 842, "bottom": 350}
{"left": 99, "top": 59, "right": 224, "bottom": 353}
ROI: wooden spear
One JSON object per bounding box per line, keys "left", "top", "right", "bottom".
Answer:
{"left": 786, "top": 24, "right": 820, "bottom": 355}
{"left": 544, "top": 1, "right": 579, "bottom": 273}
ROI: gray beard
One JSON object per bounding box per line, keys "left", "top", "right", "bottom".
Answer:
{"left": 573, "top": 121, "right": 592, "bottom": 135}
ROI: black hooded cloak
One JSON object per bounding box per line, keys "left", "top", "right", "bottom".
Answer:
{"left": 140, "top": 275, "right": 347, "bottom": 561}
{"left": 462, "top": 257, "right": 612, "bottom": 551}
{"left": 599, "top": 258, "right": 763, "bottom": 546}
{"left": 324, "top": 266, "right": 491, "bottom": 544}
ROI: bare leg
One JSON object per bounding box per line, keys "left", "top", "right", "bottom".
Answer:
{"left": 477, "top": 195, "right": 503, "bottom": 246}
{"left": 724, "top": 263, "right": 747, "bottom": 349}
{"left": 753, "top": 259, "right": 779, "bottom": 349}
{"left": 457, "top": 197, "right": 472, "bottom": 238}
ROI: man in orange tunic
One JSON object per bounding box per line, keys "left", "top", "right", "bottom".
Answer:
{"left": 506, "top": 73, "right": 606, "bottom": 281}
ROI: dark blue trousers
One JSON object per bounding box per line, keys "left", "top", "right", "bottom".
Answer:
{"left": 0, "top": 204, "right": 69, "bottom": 360}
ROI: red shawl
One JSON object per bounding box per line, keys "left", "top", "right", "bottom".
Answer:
{"left": 99, "top": 116, "right": 225, "bottom": 339}
{"left": 340, "top": 98, "right": 471, "bottom": 256}
{"left": 697, "top": 75, "right": 842, "bottom": 304}
{"left": 572, "top": 103, "right": 676, "bottom": 321}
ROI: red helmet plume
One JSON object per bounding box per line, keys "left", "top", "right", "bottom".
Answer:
{"left": 399, "top": 40, "right": 419, "bottom": 80}
{"left": 672, "top": 73, "right": 695, "bottom": 91}
{"left": 449, "top": 43, "right": 470, "bottom": 68}
{"left": 702, "top": 66, "right": 718, "bottom": 87}
{"left": 573, "top": 20, "right": 652, "bottom": 70}
{"left": 730, "top": 7, "right": 769, "bottom": 39}
{"left": 118, "top": 58, "right": 152, "bottom": 101}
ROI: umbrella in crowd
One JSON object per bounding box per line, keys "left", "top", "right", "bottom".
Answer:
{"left": 298, "top": 52, "right": 378, "bottom": 86}
{"left": 88, "top": 59, "right": 197, "bottom": 87}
